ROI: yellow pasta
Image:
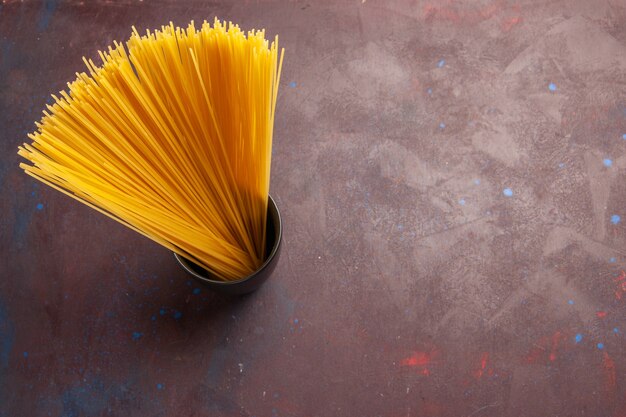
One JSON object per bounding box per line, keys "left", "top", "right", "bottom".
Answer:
{"left": 17, "top": 19, "right": 284, "bottom": 281}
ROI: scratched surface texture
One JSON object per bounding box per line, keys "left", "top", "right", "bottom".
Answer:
{"left": 1, "top": 0, "right": 626, "bottom": 416}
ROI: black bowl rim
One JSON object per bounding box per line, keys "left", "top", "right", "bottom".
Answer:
{"left": 173, "top": 194, "right": 282, "bottom": 286}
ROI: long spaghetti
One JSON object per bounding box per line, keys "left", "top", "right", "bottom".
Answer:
{"left": 18, "top": 19, "right": 284, "bottom": 281}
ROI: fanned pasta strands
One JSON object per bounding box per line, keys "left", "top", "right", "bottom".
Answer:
{"left": 18, "top": 19, "right": 284, "bottom": 281}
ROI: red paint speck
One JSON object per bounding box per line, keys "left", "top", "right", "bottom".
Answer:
{"left": 549, "top": 331, "right": 562, "bottom": 361}
{"left": 401, "top": 350, "right": 438, "bottom": 375}
{"left": 474, "top": 352, "right": 489, "bottom": 379}
{"left": 596, "top": 311, "right": 607, "bottom": 318}
{"left": 524, "top": 331, "right": 568, "bottom": 364}
{"left": 402, "top": 351, "right": 431, "bottom": 367}
{"left": 480, "top": 352, "right": 488, "bottom": 369}
{"left": 603, "top": 352, "right": 616, "bottom": 392}
{"left": 500, "top": 15, "right": 522, "bottom": 32}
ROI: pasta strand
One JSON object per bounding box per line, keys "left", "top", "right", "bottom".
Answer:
{"left": 18, "top": 19, "right": 283, "bottom": 281}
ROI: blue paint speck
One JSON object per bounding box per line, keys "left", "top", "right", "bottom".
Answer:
{"left": 568, "top": 299, "right": 574, "bottom": 305}
{"left": 548, "top": 82, "right": 557, "bottom": 91}
{"left": 289, "top": 82, "right": 297, "bottom": 88}
{"left": 622, "top": 134, "right": 626, "bottom": 140}
{"left": 192, "top": 288, "right": 201, "bottom": 295}
{"left": 611, "top": 214, "right": 621, "bottom": 224}
{"left": 132, "top": 332, "right": 143, "bottom": 341}
{"left": 151, "top": 315, "right": 157, "bottom": 321}
{"left": 603, "top": 158, "right": 613, "bottom": 167}
{"left": 36, "top": 203, "right": 44, "bottom": 210}
{"left": 558, "top": 163, "right": 565, "bottom": 168}
{"left": 459, "top": 199, "right": 466, "bottom": 206}
{"left": 437, "top": 59, "right": 445, "bottom": 68}
{"left": 294, "top": 318, "right": 299, "bottom": 324}
{"left": 439, "top": 122, "right": 446, "bottom": 129}
{"left": 613, "top": 327, "right": 619, "bottom": 334}
{"left": 31, "top": 191, "right": 35, "bottom": 196}
{"left": 610, "top": 257, "right": 616, "bottom": 263}
{"left": 157, "top": 383, "right": 164, "bottom": 390}
{"left": 173, "top": 311, "right": 183, "bottom": 320}
{"left": 23, "top": 351, "right": 28, "bottom": 358}
{"left": 574, "top": 334, "right": 582, "bottom": 344}
{"left": 474, "top": 179, "right": 481, "bottom": 185}
{"left": 503, "top": 188, "right": 513, "bottom": 197}
{"left": 597, "top": 343, "right": 604, "bottom": 350}
{"left": 159, "top": 308, "right": 166, "bottom": 316}
{"left": 427, "top": 88, "right": 432, "bottom": 95}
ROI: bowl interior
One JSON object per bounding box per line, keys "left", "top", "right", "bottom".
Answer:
{"left": 176, "top": 195, "right": 281, "bottom": 285}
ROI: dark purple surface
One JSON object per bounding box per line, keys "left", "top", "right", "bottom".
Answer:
{"left": 1, "top": 0, "right": 626, "bottom": 416}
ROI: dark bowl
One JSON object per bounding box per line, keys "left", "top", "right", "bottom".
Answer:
{"left": 174, "top": 195, "right": 282, "bottom": 295}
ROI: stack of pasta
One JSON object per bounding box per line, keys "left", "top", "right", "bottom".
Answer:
{"left": 18, "top": 19, "right": 283, "bottom": 281}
